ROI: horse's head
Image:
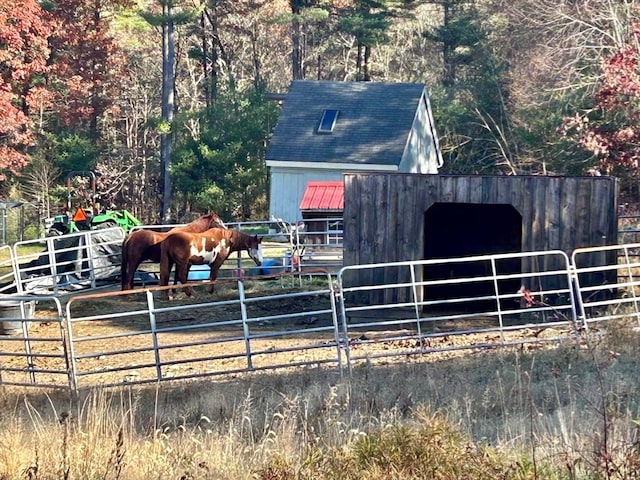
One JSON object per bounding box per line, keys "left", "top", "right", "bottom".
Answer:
{"left": 247, "top": 235, "right": 263, "bottom": 266}
{"left": 205, "top": 211, "right": 226, "bottom": 229}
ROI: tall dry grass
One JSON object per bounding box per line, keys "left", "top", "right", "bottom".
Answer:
{"left": 1, "top": 322, "right": 640, "bottom": 479}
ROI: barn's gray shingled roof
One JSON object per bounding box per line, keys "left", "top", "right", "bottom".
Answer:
{"left": 265, "top": 80, "right": 426, "bottom": 167}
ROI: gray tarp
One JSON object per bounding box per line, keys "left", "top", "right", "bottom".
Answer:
{"left": 21, "top": 228, "right": 123, "bottom": 292}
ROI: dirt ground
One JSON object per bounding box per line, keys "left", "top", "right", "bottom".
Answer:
{"left": 0, "top": 278, "right": 341, "bottom": 388}
{"left": 0, "top": 276, "right": 575, "bottom": 391}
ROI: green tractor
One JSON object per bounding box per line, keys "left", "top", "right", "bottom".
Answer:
{"left": 45, "top": 171, "right": 141, "bottom": 236}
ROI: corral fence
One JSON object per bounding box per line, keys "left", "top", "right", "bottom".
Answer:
{"left": 62, "top": 273, "right": 342, "bottom": 392}
{"left": 619, "top": 213, "right": 640, "bottom": 244}
{"left": 1, "top": 239, "right": 639, "bottom": 395}
{"left": 10, "top": 227, "right": 125, "bottom": 296}
{"left": 0, "top": 201, "right": 43, "bottom": 246}
{"left": 338, "top": 250, "right": 580, "bottom": 365}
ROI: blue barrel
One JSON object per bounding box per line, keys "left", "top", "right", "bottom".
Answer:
{"left": 261, "top": 258, "right": 283, "bottom": 275}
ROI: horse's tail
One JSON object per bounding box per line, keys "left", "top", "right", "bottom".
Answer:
{"left": 121, "top": 235, "right": 130, "bottom": 290}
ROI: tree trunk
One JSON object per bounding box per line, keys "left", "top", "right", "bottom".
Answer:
{"left": 201, "top": 12, "right": 210, "bottom": 110}
{"left": 442, "top": 1, "right": 455, "bottom": 87}
{"left": 291, "top": 10, "right": 303, "bottom": 79}
{"left": 356, "top": 42, "right": 363, "bottom": 81}
{"left": 89, "top": 4, "right": 101, "bottom": 142}
{"left": 205, "top": 6, "right": 219, "bottom": 102}
{"left": 160, "top": 0, "right": 175, "bottom": 223}
{"left": 363, "top": 45, "right": 371, "bottom": 81}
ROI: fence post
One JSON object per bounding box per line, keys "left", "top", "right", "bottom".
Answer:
{"left": 64, "top": 299, "right": 79, "bottom": 395}
{"left": 147, "top": 289, "right": 163, "bottom": 382}
{"left": 335, "top": 270, "right": 352, "bottom": 376}
{"left": 238, "top": 281, "right": 253, "bottom": 370}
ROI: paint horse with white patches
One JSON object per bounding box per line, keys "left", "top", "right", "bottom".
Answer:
{"left": 121, "top": 211, "right": 226, "bottom": 291}
{"left": 159, "top": 228, "right": 262, "bottom": 299}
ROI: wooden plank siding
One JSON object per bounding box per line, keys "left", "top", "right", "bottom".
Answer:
{"left": 343, "top": 174, "right": 619, "bottom": 305}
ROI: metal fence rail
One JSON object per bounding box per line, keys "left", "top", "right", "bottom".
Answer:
{"left": 337, "top": 250, "right": 579, "bottom": 369}
{"left": 13, "top": 228, "right": 125, "bottom": 295}
{"left": 293, "top": 216, "right": 344, "bottom": 274}
{"left": 573, "top": 243, "right": 640, "bottom": 328}
{"left": 64, "top": 272, "right": 343, "bottom": 391}
{"left": 618, "top": 215, "right": 640, "bottom": 244}
{"left": 0, "top": 245, "right": 18, "bottom": 294}
{"left": 0, "top": 296, "right": 67, "bottom": 389}
{"left": 2, "top": 242, "right": 640, "bottom": 394}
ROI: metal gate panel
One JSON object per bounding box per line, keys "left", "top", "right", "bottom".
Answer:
{"left": 0, "top": 245, "right": 18, "bottom": 295}
{"left": 65, "top": 274, "right": 343, "bottom": 391}
{"left": 572, "top": 243, "right": 640, "bottom": 327}
{"left": 13, "top": 228, "right": 125, "bottom": 295}
{"left": 0, "top": 296, "right": 67, "bottom": 389}
{"left": 6, "top": 242, "right": 640, "bottom": 394}
{"left": 337, "top": 250, "right": 579, "bottom": 369}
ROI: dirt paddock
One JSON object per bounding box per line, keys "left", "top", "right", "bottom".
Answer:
{"left": 0, "top": 277, "right": 577, "bottom": 391}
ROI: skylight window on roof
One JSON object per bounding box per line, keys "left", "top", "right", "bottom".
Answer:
{"left": 318, "top": 109, "right": 339, "bottom": 133}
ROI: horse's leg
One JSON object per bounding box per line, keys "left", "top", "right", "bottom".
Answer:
{"left": 122, "top": 236, "right": 145, "bottom": 291}
{"left": 185, "top": 263, "right": 196, "bottom": 296}
{"left": 206, "top": 260, "right": 224, "bottom": 294}
{"left": 122, "top": 234, "right": 147, "bottom": 291}
{"left": 128, "top": 245, "right": 151, "bottom": 289}
{"left": 159, "top": 246, "right": 173, "bottom": 300}
{"left": 125, "top": 251, "right": 145, "bottom": 291}
{"left": 167, "top": 257, "right": 179, "bottom": 299}
{"left": 175, "top": 262, "right": 193, "bottom": 297}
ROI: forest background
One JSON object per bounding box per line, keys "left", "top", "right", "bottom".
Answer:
{"left": 1, "top": 0, "right": 639, "bottom": 226}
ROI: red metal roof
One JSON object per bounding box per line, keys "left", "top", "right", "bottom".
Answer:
{"left": 299, "top": 181, "right": 344, "bottom": 211}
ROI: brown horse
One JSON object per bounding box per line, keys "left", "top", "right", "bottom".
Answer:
{"left": 159, "top": 228, "right": 262, "bottom": 299}
{"left": 120, "top": 212, "right": 226, "bottom": 290}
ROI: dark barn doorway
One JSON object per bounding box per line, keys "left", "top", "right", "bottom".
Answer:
{"left": 423, "top": 203, "right": 523, "bottom": 311}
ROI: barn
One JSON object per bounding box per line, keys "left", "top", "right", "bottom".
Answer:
{"left": 343, "top": 173, "right": 619, "bottom": 304}
{"left": 266, "top": 80, "right": 442, "bottom": 222}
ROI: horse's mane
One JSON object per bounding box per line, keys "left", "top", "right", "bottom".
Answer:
{"left": 182, "top": 211, "right": 225, "bottom": 232}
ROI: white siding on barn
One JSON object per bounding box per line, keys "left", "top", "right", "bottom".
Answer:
{"left": 399, "top": 92, "right": 442, "bottom": 174}
{"left": 269, "top": 168, "right": 343, "bottom": 222}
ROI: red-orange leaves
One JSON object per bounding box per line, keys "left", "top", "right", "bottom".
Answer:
{"left": 0, "top": 0, "right": 52, "bottom": 173}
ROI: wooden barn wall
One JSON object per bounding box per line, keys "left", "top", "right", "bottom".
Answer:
{"left": 343, "top": 174, "right": 618, "bottom": 305}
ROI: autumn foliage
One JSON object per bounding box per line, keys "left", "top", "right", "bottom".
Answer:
{"left": 1, "top": 0, "right": 640, "bottom": 219}
{"left": 563, "top": 20, "right": 640, "bottom": 182}
{"left": 46, "top": 0, "right": 132, "bottom": 136}
{"left": 0, "top": 0, "right": 52, "bottom": 176}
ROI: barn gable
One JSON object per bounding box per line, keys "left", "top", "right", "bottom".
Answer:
{"left": 266, "top": 81, "right": 442, "bottom": 222}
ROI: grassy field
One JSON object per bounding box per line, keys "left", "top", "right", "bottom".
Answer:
{"left": 0, "top": 319, "right": 639, "bottom": 479}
